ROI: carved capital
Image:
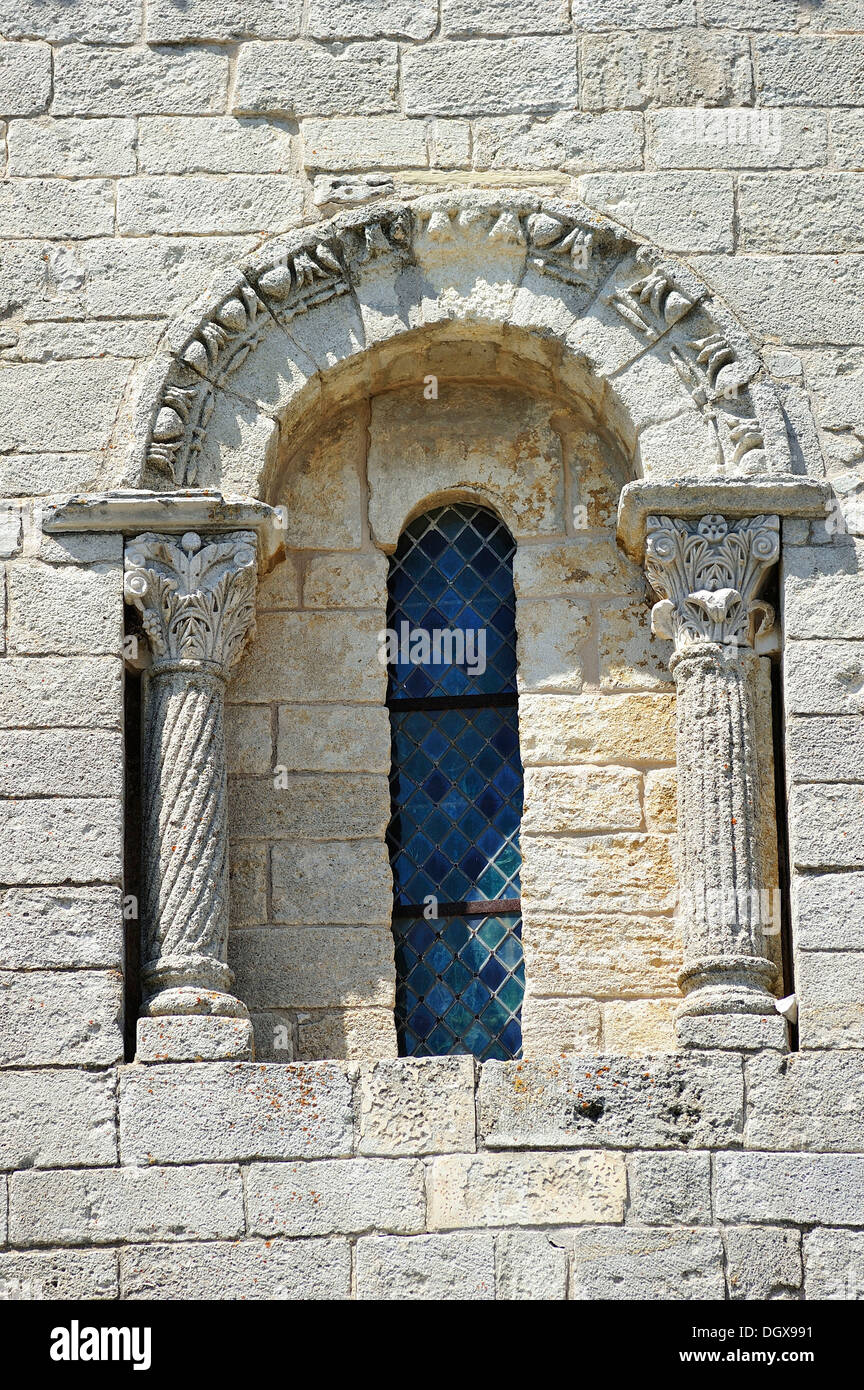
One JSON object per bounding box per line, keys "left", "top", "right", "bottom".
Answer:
{"left": 124, "top": 529, "right": 257, "bottom": 676}
{"left": 645, "top": 512, "right": 779, "bottom": 651}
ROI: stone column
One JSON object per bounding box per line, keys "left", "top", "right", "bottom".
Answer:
{"left": 124, "top": 529, "right": 258, "bottom": 1061}
{"left": 645, "top": 513, "right": 787, "bottom": 1049}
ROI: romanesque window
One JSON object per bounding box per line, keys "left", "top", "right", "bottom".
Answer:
{"left": 384, "top": 503, "right": 525, "bottom": 1060}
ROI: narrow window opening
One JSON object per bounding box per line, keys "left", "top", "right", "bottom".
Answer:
{"left": 771, "top": 653, "right": 798, "bottom": 1052}
{"left": 385, "top": 503, "right": 525, "bottom": 1060}
{"left": 123, "top": 638, "right": 142, "bottom": 1063}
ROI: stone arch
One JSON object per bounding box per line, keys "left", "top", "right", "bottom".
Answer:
{"left": 122, "top": 189, "right": 792, "bottom": 501}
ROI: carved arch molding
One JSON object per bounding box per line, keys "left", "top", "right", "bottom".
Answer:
{"left": 44, "top": 189, "right": 832, "bottom": 1062}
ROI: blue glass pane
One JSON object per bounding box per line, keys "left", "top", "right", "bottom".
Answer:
{"left": 393, "top": 915, "right": 524, "bottom": 1061}
{"left": 387, "top": 502, "right": 517, "bottom": 699}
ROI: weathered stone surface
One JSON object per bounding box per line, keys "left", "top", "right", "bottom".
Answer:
{"left": 598, "top": 599, "right": 674, "bottom": 690}
{"left": 224, "top": 704, "right": 272, "bottom": 776}
{"left": 0, "top": 970, "right": 123, "bottom": 1067}
{"left": 647, "top": 106, "right": 826, "bottom": 170}
{"left": 793, "top": 872, "right": 864, "bottom": 951}
{"left": 120, "top": 1062, "right": 354, "bottom": 1164}
{"left": 757, "top": 36, "right": 864, "bottom": 106}
{"left": 0, "top": 1069, "right": 116, "bottom": 1169}
{"left": 53, "top": 44, "right": 230, "bottom": 117}
{"left": 0, "top": 1249, "right": 118, "bottom": 1301}
{"left": 6, "top": 561, "right": 122, "bottom": 655}
{"left": 495, "top": 1229, "right": 568, "bottom": 1300}
{"left": 789, "top": 783, "right": 864, "bottom": 869}
{"left": 582, "top": 32, "right": 750, "bottom": 110}
{"left": 473, "top": 111, "right": 643, "bottom": 172}
{"left": 140, "top": 115, "right": 294, "bottom": 175}
{"left": 147, "top": 0, "right": 302, "bottom": 41}
{"left": 7, "top": 117, "right": 136, "bottom": 176}
{"left": 581, "top": 172, "right": 734, "bottom": 253}
{"left": 784, "top": 639, "right": 864, "bottom": 715}
{"left": 229, "top": 842, "right": 268, "bottom": 926}
{"left": 278, "top": 413, "right": 366, "bottom": 549}
{"left": 403, "top": 38, "right": 580, "bottom": 116}
{"left": 136, "top": 1017, "right": 254, "bottom": 1063}
{"left": 359, "top": 1057, "right": 475, "bottom": 1156}
{"left": 803, "top": 1228, "right": 864, "bottom": 1300}
{"left": 230, "top": 926, "right": 395, "bottom": 1009}
{"left": 0, "top": 39, "right": 50, "bottom": 114}
{"left": 235, "top": 41, "right": 399, "bottom": 117}
{"left": 516, "top": 598, "right": 590, "bottom": 693}
{"left": 522, "top": 766, "right": 642, "bottom": 834}
{"left": 725, "top": 1226, "right": 802, "bottom": 1301}
{"left": 740, "top": 173, "right": 864, "bottom": 254}
{"left": 0, "top": 798, "right": 123, "bottom": 885}
{"left": 246, "top": 1158, "right": 425, "bottom": 1237}
{"left": 628, "top": 1151, "right": 712, "bottom": 1225}
{"left": 0, "top": 728, "right": 122, "bottom": 798}
{"left": 513, "top": 536, "right": 638, "bottom": 597}
{"left": 269, "top": 841, "right": 392, "bottom": 923}
{"left": 228, "top": 774, "right": 389, "bottom": 840}
{"left": 569, "top": 1227, "right": 725, "bottom": 1300}
{"left": 783, "top": 541, "right": 864, "bottom": 638}
{"left": 276, "top": 704, "right": 390, "bottom": 773}
{"left": 524, "top": 914, "right": 681, "bottom": 998}
{"left": 676, "top": 1013, "right": 788, "bottom": 1052}
{"left": 357, "top": 1232, "right": 495, "bottom": 1300}
{"left": 121, "top": 1237, "right": 351, "bottom": 1300}
{"left": 0, "top": 362, "right": 131, "bottom": 454}
{"left": 302, "top": 114, "right": 429, "bottom": 170}
{"left": 229, "top": 612, "right": 386, "bottom": 702}
{"left": 442, "top": 0, "right": 568, "bottom": 35}
{"left": 256, "top": 556, "right": 300, "bottom": 609}
{"left": 479, "top": 1055, "right": 743, "bottom": 1151}
{"left": 0, "top": 885, "right": 123, "bottom": 970}
{"left": 602, "top": 999, "right": 678, "bottom": 1053}
{"left": 427, "top": 1151, "right": 626, "bottom": 1229}
{"left": 310, "top": 0, "right": 437, "bottom": 40}
{"left": 296, "top": 1007, "right": 397, "bottom": 1061}
{"left": 522, "top": 834, "right": 677, "bottom": 914}
{"left": 518, "top": 692, "right": 677, "bottom": 765}
{"left": 796, "top": 951, "right": 864, "bottom": 1049}
{"left": 695, "top": 252, "right": 864, "bottom": 345}
{"left": 786, "top": 716, "right": 864, "bottom": 784}
{"left": 643, "top": 768, "right": 677, "bottom": 830}
{"left": 715, "top": 1153, "right": 864, "bottom": 1225}
{"left": 118, "top": 175, "right": 305, "bottom": 236}
{"left": 10, "top": 1165, "right": 245, "bottom": 1246}
{"left": 521, "top": 997, "right": 602, "bottom": 1055}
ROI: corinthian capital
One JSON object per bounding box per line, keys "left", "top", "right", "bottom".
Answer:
{"left": 645, "top": 513, "right": 779, "bottom": 651}
{"left": 124, "top": 530, "right": 258, "bottom": 675}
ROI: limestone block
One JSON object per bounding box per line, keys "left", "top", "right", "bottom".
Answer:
{"left": 602, "top": 999, "right": 678, "bottom": 1053}
{"left": 357, "top": 1233, "right": 496, "bottom": 1300}
{"left": 0, "top": 885, "right": 123, "bottom": 970}
{"left": 647, "top": 107, "right": 827, "bottom": 170}
{"left": 296, "top": 1007, "right": 398, "bottom": 1061}
{"left": 367, "top": 386, "right": 565, "bottom": 547}
{"left": 784, "top": 639, "right": 864, "bottom": 715}
{"left": 257, "top": 557, "right": 300, "bottom": 609}
{"left": 229, "top": 843, "right": 268, "bottom": 926}
{"left": 725, "top": 1226, "right": 802, "bottom": 1301}
{"left": 789, "top": 783, "right": 864, "bottom": 869}
{"left": 580, "top": 172, "right": 734, "bottom": 254}
{"left": 0, "top": 969, "right": 123, "bottom": 1066}
{"left": 120, "top": 1062, "right": 353, "bottom": 1164}
{"left": 246, "top": 1158, "right": 425, "bottom": 1237}
{"left": 0, "top": 0, "right": 139, "bottom": 41}
{"left": 283, "top": 414, "right": 369, "bottom": 548}
{"left": 473, "top": 111, "right": 643, "bottom": 172}
{"left": 793, "top": 872, "right": 864, "bottom": 951}
{"left": 797, "top": 951, "right": 864, "bottom": 1048}
{"left": 230, "top": 926, "right": 395, "bottom": 1009}
{"left": 0, "top": 1069, "right": 116, "bottom": 1169}
{"left": 427, "top": 119, "right": 471, "bottom": 167}
{"left": 832, "top": 110, "right": 864, "bottom": 169}
{"left": 715, "top": 1153, "right": 864, "bottom": 1225}
{"left": 783, "top": 541, "right": 864, "bottom": 639}
{"left": 745, "top": 1051, "right": 864, "bottom": 1152}
{"left": 0, "top": 360, "right": 130, "bottom": 453}
{"left": 0, "top": 40, "right": 50, "bottom": 114}
{"left": 636, "top": 406, "right": 724, "bottom": 479}
{"left": 677, "top": 1014, "right": 788, "bottom": 1052}
{"left": 268, "top": 840, "right": 393, "bottom": 922}
{"left": 277, "top": 704, "right": 391, "bottom": 774}
{"left": 694, "top": 253, "right": 864, "bottom": 346}
{"left": 359, "top": 1056, "right": 476, "bottom": 1156}
{"left": 524, "top": 914, "right": 681, "bottom": 998}
{"left": 147, "top": 0, "right": 302, "bottom": 41}
{"left": 118, "top": 174, "right": 305, "bottom": 237}
{"left": 139, "top": 114, "right": 295, "bottom": 176}
{"left": 427, "top": 1151, "right": 626, "bottom": 1229}
{"left": 10, "top": 1165, "right": 245, "bottom": 1246}
{"left": 495, "top": 1229, "right": 568, "bottom": 1300}
{"left": 0, "top": 656, "right": 122, "bottom": 729}
{"left": 0, "top": 1249, "right": 118, "bottom": 1301}
{"left": 521, "top": 996, "right": 602, "bottom": 1056}
{"left": 53, "top": 44, "right": 230, "bottom": 117}
{"left": 403, "top": 38, "right": 580, "bottom": 116}
{"left": 479, "top": 1055, "right": 742, "bottom": 1151}
{"left": 235, "top": 41, "right": 399, "bottom": 117}
{"left": 787, "top": 717, "right": 864, "bottom": 784}
{"left": 6, "top": 561, "right": 122, "bottom": 655}
{"left": 442, "top": 0, "right": 569, "bottom": 35}
{"left": 0, "top": 729, "right": 122, "bottom": 798}
{"left": 522, "top": 834, "right": 678, "bottom": 915}
{"left": 224, "top": 705, "right": 272, "bottom": 776}
{"left": 628, "top": 1152, "right": 712, "bottom": 1225}
{"left": 644, "top": 769, "right": 677, "bottom": 831}
{"left": 228, "top": 773, "right": 389, "bottom": 840}
{"left": 120, "top": 1237, "right": 351, "bottom": 1300}
{"left": 0, "top": 799, "right": 123, "bottom": 885}
{"left": 518, "top": 692, "right": 677, "bottom": 765}
{"left": 302, "top": 115, "right": 429, "bottom": 170}
{"left": 514, "top": 536, "right": 639, "bottom": 598}
{"left": 758, "top": 36, "right": 864, "bottom": 106}
{"left": 7, "top": 117, "right": 136, "bottom": 176}
{"left": 598, "top": 601, "right": 674, "bottom": 691}
{"left": 803, "top": 1229, "right": 864, "bottom": 1300}
{"left": 37, "top": 532, "right": 123, "bottom": 566}
{"left": 136, "top": 1017, "right": 254, "bottom": 1063}
{"left": 516, "top": 598, "right": 591, "bottom": 693}
{"left": 522, "top": 766, "right": 643, "bottom": 835}
{"left": 575, "top": 0, "right": 695, "bottom": 23}
{"left": 250, "top": 1010, "right": 294, "bottom": 1061}
{"left": 582, "top": 32, "right": 751, "bottom": 110}
{"left": 303, "top": 552, "right": 388, "bottom": 610}
{"left": 228, "top": 612, "right": 386, "bottom": 702}
{"left": 77, "top": 234, "right": 259, "bottom": 320}
{"left": 740, "top": 173, "right": 864, "bottom": 254}
{"left": 308, "top": 0, "right": 437, "bottom": 40}
{"left": 569, "top": 1227, "right": 724, "bottom": 1300}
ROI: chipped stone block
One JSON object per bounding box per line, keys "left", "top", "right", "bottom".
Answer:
{"left": 0, "top": 0, "right": 139, "bottom": 42}
{"left": 474, "top": 110, "right": 642, "bottom": 172}
{"left": 478, "top": 1055, "right": 743, "bottom": 1151}
{"left": 758, "top": 35, "right": 864, "bottom": 106}
{"left": 582, "top": 32, "right": 751, "bottom": 110}
{"left": 147, "top": 0, "right": 302, "bottom": 41}
{"left": 628, "top": 1151, "right": 712, "bottom": 1225}
{"left": 427, "top": 1151, "right": 626, "bottom": 1229}
{"left": 0, "top": 39, "right": 50, "bottom": 115}
{"left": 0, "top": 1249, "right": 118, "bottom": 1301}
{"left": 0, "top": 1069, "right": 116, "bottom": 1169}
{"left": 580, "top": 172, "right": 734, "bottom": 254}
{"left": 136, "top": 1017, "right": 254, "bottom": 1064}
{"left": 229, "top": 843, "right": 268, "bottom": 926}
{"left": 53, "top": 44, "right": 230, "bottom": 117}
{"left": 495, "top": 1229, "right": 568, "bottom": 1300}
{"left": 0, "top": 885, "right": 123, "bottom": 970}
{"left": 602, "top": 999, "right": 678, "bottom": 1054}
{"left": 725, "top": 1226, "right": 802, "bottom": 1300}
{"left": 803, "top": 1228, "right": 864, "bottom": 1300}
{"left": 0, "top": 969, "right": 123, "bottom": 1067}
{"left": 246, "top": 1158, "right": 425, "bottom": 1237}
{"left": 302, "top": 115, "right": 429, "bottom": 170}
{"left": 308, "top": 0, "right": 437, "bottom": 41}
{"left": 569, "top": 1227, "right": 725, "bottom": 1300}
{"left": 359, "top": 1056, "right": 476, "bottom": 1156}
{"left": 120, "top": 1237, "right": 351, "bottom": 1300}
{"left": 119, "top": 1062, "right": 354, "bottom": 1164}
{"left": 357, "top": 1232, "right": 495, "bottom": 1300}
{"left": 522, "top": 765, "right": 643, "bottom": 834}
{"left": 598, "top": 599, "right": 673, "bottom": 690}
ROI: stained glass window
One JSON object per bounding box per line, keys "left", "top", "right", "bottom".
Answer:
{"left": 385, "top": 503, "right": 525, "bottom": 1060}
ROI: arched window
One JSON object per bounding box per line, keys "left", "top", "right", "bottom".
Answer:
{"left": 385, "top": 503, "right": 524, "bottom": 1060}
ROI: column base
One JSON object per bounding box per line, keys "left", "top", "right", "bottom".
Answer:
{"left": 676, "top": 1012, "right": 788, "bottom": 1051}
{"left": 140, "top": 985, "right": 250, "bottom": 1019}
{"left": 137, "top": 1015, "right": 255, "bottom": 1063}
